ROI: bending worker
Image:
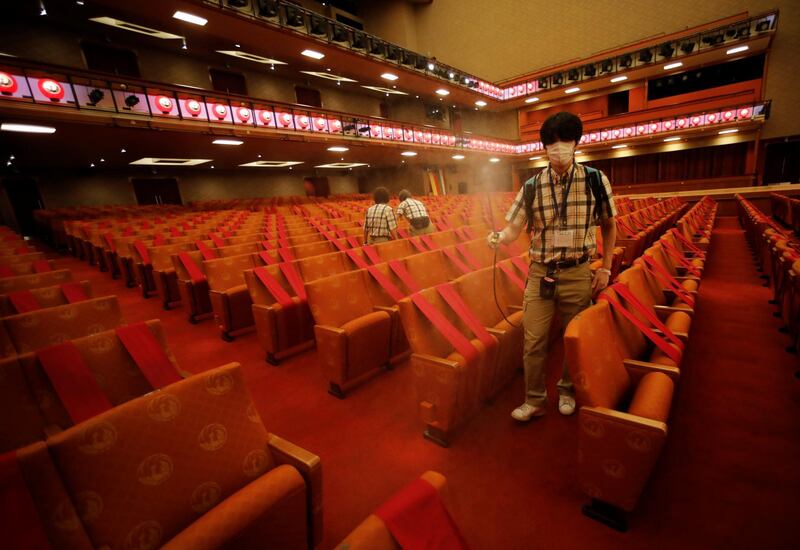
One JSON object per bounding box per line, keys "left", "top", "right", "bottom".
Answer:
{"left": 396, "top": 189, "right": 435, "bottom": 236}
{"left": 488, "top": 111, "right": 617, "bottom": 422}
{"left": 364, "top": 186, "right": 398, "bottom": 244}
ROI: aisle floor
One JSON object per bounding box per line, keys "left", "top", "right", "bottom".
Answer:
{"left": 49, "top": 216, "right": 800, "bottom": 548}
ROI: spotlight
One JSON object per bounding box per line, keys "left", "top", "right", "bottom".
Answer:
{"left": 537, "top": 77, "right": 549, "bottom": 89}
{"left": 552, "top": 73, "right": 563, "bottom": 85}
{"left": 755, "top": 19, "right": 770, "bottom": 32}
{"left": 638, "top": 49, "right": 653, "bottom": 63}
{"left": 567, "top": 69, "right": 580, "bottom": 81}
{"left": 583, "top": 64, "right": 596, "bottom": 77}
{"left": 181, "top": 38, "right": 187, "bottom": 50}
{"left": 369, "top": 39, "right": 384, "bottom": 56}
{"left": 285, "top": 6, "right": 304, "bottom": 27}
{"left": 680, "top": 42, "right": 696, "bottom": 54}
{"left": 619, "top": 54, "right": 632, "bottom": 68}
{"left": 427, "top": 61, "right": 435, "bottom": 71}
{"left": 124, "top": 95, "right": 139, "bottom": 107}
{"left": 600, "top": 59, "right": 614, "bottom": 73}
{"left": 257, "top": 0, "right": 278, "bottom": 18}
{"left": 331, "top": 24, "right": 348, "bottom": 42}
{"left": 310, "top": 15, "right": 327, "bottom": 36}
{"left": 351, "top": 33, "right": 365, "bottom": 49}
{"left": 658, "top": 43, "right": 675, "bottom": 58}
{"left": 87, "top": 88, "right": 104, "bottom": 106}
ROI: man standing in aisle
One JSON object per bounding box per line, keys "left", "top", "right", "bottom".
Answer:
{"left": 364, "top": 187, "right": 398, "bottom": 243}
{"left": 488, "top": 112, "right": 617, "bottom": 421}
{"left": 396, "top": 189, "right": 435, "bottom": 236}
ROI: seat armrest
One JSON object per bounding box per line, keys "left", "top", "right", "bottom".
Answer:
{"left": 581, "top": 405, "right": 668, "bottom": 434}
{"left": 486, "top": 327, "right": 508, "bottom": 337}
{"left": 315, "top": 324, "right": 346, "bottom": 336}
{"left": 651, "top": 328, "right": 689, "bottom": 344}
{"left": 373, "top": 305, "right": 399, "bottom": 314}
{"left": 509, "top": 304, "right": 523, "bottom": 311}
{"left": 654, "top": 304, "right": 694, "bottom": 318}
{"left": 623, "top": 359, "right": 680, "bottom": 383}
{"left": 268, "top": 434, "right": 323, "bottom": 548}
{"left": 412, "top": 352, "right": 461, "bottom": 370}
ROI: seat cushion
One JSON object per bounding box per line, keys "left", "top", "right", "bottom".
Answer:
{"left": 627, "top": 371, "right": 674, "bottom": 422}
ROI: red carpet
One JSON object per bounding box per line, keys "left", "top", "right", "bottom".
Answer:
{"left": 47, "top": 217, "right": 800, "bottom": 548}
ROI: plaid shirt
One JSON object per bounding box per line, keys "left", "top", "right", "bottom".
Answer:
{"left": 396, "top": 198, "right": 429, "bottom": 220}
{"left": 365, "top": 203, "right": 398, "bottom": 237}
{"left": 505, "top": 163, "right": 616, "bottom": 264}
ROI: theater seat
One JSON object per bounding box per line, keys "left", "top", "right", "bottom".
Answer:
{"left": 565, "top": 300, "right": 678, "bottom": 524}
{"left": 0, "top": 280, "right": 92, "bottom": 316}
{"left": 205, "top": 254, "right": 259, "bottom": 341}
{"left": 0, "top": 270, "right": 72, "bottom": 294}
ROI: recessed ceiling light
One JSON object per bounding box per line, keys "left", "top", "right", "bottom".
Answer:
{"left": 610, "top": 76, "right": 628, "bottom": 83}
{"left": 381, "top": 73, "right": 398, "bottom": 81}
{"left": 300, "top": 71, "right": 356, "bottom": 83}
{"left": 565, "top": 87, "right": 580, "bottom": 94}
{"left": 213, "top": 139, "right": 243, "bottom": 146}
{"left": 489, "top": 157, "right": 501, "bottom": 163}
{"left": 327, "top": 146, "right": 349, "bottom": 152}
{"left": 475, "top": 100, "right": 487, "bottom": 107}
{"left": 529, "top": 156, "right": 542, "bottom": 160}
{"left": 216, "top": 50, "right": 286, "bottom": 65}
{"left": 719, "top": 128, "right": 739, "bottom": 135}
{"left": 173, "top": 11, "right": 207, "bottom": 26}
{"left": 130, "top": 157, "right": 212, "bottom": 166}
{"left": 727, "top": 45, "right": 749, "bottom": 55}
{"left": 315, "top": 162, "right": 368, "bottom": 169}
{"left": 301, "top": 49, "right": 325, "bottom": 60}
{"left": 361, "top": 85, "right": 408, "bottom": 95}
{"left": 663, "top": 62, "right": 683, "bottom": 70}
{"left": 0, "top": 123, "right": 56, "bottom": 134}
{"left": 120, "top": 148, "right": 126, "bottom": 153}
{"left": 89, "top": 17, "right": 183, "bottom": 39}
{"left": 435, "top": 89, "right": 450, "bottom": 96}
{"left": 401, "top": 151, "right": 417, "bottom": 157}
{"left": 574, "top": 150, "right": 583, "bottom": 155}
{"left": 525, "top": 97, "right": 539, "bottom": 103}
{"left": 663, "top": 137, "right": 681, "bottom": 142}
{"left": 452, "top": 154, "right": 465, "bottom": 160}
{"left": 240, "top": 161, "right": 304, "bottom": 168}
{"left": 612, "top": 144, "right": 627, "bottom": 149}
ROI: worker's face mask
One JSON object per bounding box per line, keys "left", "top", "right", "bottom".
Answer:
{"left": 546, "top": 141, "right": 575, "bottom": 171}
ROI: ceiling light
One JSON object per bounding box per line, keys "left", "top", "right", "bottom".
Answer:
{"left": 427, "top": 62, "right": 435, "bottom": 71}
{"left": 719, "top": 129, "right": 739, "bottom": 135}
{"left": 240, "top": 161, "right": 304, "bottom": 168}
{"left": 181, "top": 38, "right": 187, "bottom": 50}
{"left": 727, "top": 45, "right": 749, "bottom": 55}
{"left": 529, "top": 156, "right": 542, "bottom": 161}
{"left": 130, "top": 158, "right": 212, "bottom": 166}
{"left": 525, "top": 97, "right": 539, "bottom": 103}
{"left": 435, "top": 89, "right": 450, "bottom": 96}
{"left": 0, "top": 123, "right": 56, "bottom": 134}
{"left": 173, "top": 11, "right": 207, "bottom": 26}
{"left": 381, "top": 73, "right": 398, "bottom": 81}
{"left": 327, "top": 146, "right": 348, "bottom": 152}
{"left": 301, "top": 49, "right": 325, "bottom": 60}
{"left": 565, "top": 87, "right": 580, "bottom": 94}
{"left": 213, "top": 139, "right": 243, "bottom": 145}
{"left": 401, "top": 151, "right": 417, "bottom": 157}
{"left": 475, "top": 100, "right": 487, "bottom": 107}
{"left": 216, "top": 50, "right": 286, "bottom": 65}
{"left": 574, "top": 151, "right": 583, "bottom": 155}
{"left": 361, "top": 85, "right": 408, "bottom": 95}
{"left": 612, "top": 144, "right": 627, "bottom": 149}
{"left": 89, "top": 17, "right": 183, "bottom": 39}
{"left": 300, "top": 71, "right": 356, "bottom": 83}
{"left": 489, "top": 157, "right": 500, "bottom": 163}
{"left": 610, "top": 76, "right": 628, "bottom": 83}
{"left": 120, "top": 148, "right": 126, "bottom": 153}
{"left": 663, "top": 137, "right": 681, "bottom": 142}
{"left": 452, "top": 154, "right": 465, "bottom": 160}
{"left": 315, "top": 162, "right": 368, "bottom": 169}
{"left": 663, "top": 62, "right": 683, "bottom": 70}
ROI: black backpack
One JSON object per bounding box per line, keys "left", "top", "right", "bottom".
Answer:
{"left": 522, "top": 165, "right": 608, "bottom": 233}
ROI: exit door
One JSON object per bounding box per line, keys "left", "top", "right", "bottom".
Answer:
{"left": 131, "top": 178, "right": 182, "bottom": 205}
{"left": 2, "top": 176, "right": 44, "bottom": 237}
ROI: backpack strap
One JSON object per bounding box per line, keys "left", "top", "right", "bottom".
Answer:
{"left": 523, "top": 171, "right": 543, "bottom": 234}
{"left": 584, "top": 166, "right": 610, "bottom": 220}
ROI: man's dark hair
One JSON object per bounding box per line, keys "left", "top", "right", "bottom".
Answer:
{"left": 398, "top": 189, "right": 411, "bottom": 202}
{"left": 373, "top": 187, "right": 390, "bottom": 204}
{"left": 540, "top": 112, "right": 583, "bottom": 146}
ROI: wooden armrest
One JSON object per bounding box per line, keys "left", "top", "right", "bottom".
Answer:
{"left": 581, "top": 406, "right": 668, "bottom": 433}
{"left": 412, "top": 352, "right": 461, "bottom": 371}
{"left": 373, "top": 305, "right": 399, "bottom": 314}
{"left": 654, "top": 305, "right": 694, "bottom": 317}
{"left": 651, "top": 328, "right": 689, "bottom": 344}
{"left": 315, "top": 324, "right": 346, "bottom": 336}
{"left": 486, "top": 327, "right": 506, "bottom": 337}
{"left": 623, "top": 359, "right": 680, "bottom": 383}
{"left": 509, "top": 304, "right": 523, "bottom": 311}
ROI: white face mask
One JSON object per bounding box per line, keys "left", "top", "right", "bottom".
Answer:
{"left": 546, "top": 141, "right": 575, "bottom": 171}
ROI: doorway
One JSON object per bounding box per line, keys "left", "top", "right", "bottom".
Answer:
{"left": 763, "top": 141, "right": 800, "bottom": 184}
{"left": 2, "top": 176, "right": 44, "bottom": 237}
{"left": 131, "top": 178, "right": 182, "bottom": 205}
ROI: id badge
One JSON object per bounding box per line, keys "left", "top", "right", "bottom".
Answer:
{"left": 554, "top": 228, "right": 574, "bottom": 248}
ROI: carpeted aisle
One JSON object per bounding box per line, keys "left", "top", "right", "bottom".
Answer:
{"left": 45, "top": 216, "right": 800, "bottom": 548}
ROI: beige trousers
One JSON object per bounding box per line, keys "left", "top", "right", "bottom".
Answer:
{"left": 409, "top": 223, "right": 435, "bottom": 236}
{"left": 367, "top": 235, "right": 390, "bottom": 244}
{"left": 522, "top": 261, "right": 592, "bottom": 407}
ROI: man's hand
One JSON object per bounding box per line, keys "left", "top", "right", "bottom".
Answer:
{"left": 487, "top": 231, "right": 502, "bottom": 249}
{"left": 592, "top": 268, "right": 611, "bottom": 294}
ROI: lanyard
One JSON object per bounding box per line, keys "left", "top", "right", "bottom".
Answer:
{"left": 547, "top": 164, "right": 575, "bottom": 227}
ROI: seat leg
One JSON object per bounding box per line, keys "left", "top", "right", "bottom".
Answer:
{"left": 328, "top": 383, "right": 345, "bottom": 399}
{"left": 423, "top": 426, "right": 449, "bottom": 448}
{"left": 582, "top": 499, "right": 628, "bottom": 532}
{"left": 266, "top": 353, "right": 279, "bottom": 366}
{"left": 221, "top": 331, "right": 233, "bottom": 343}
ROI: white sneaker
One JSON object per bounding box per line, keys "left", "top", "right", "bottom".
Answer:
{"left": 511, "top": 403, "right": 546, "bottom": 422}
{"left": 558, "top": 395, "right": 576, "bottom": 416}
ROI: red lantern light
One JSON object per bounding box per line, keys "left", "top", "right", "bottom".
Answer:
{"left": 637, "top": 125, "right": 646, "bottom": 134}
{"left": 296, "top": 115, "right": 310, "bottom": 130}
{"left": 423, "top": 131, "right": 432, "bottom": 144}
{"left": 707, "top": 113, "right": 717, "bottom": 123}
{"left": 38, "top": 78, "right": 64, "bottom": 101}
{"left": 259, "top": 110, "right": 273, "bottom": 125}
{"left": 664, "top": 120, "right": 674, "bottom": 130}
{"left": 236, "top": 107, "right": 251, "bottom": 123}
{"left": 691, "top": 116, "right": 701, "bottom": 126}
{"left": 404, "top": 128, "right": 414, "bottom": 141}
{"left": 329, "top": 119, "right": 342, "bottom": 133}
{"left": 590, "top": 132, "right": 599, "bottom": 142}
{"left": 370, "top": 125, "right": 381, "bottom": 138}
{"left": 723, "top": 110, "right": 734, "bottom": 121}
{"left": 384, "top": 127, "right": 393, "bottom": 139}
{"left": 185, "top": 99, "right": 202, "bottom": 116}
{"left": 600, "top": 131, "right": 608, "bottom": 140}
{"left": 432, "top": 133, "right": 441, "bottom": 145}
{"left": 154, "top": 95, "right": 174, "bottom": 113}
{"left": 313, "top": 117, "right": 327, "bottom": 131}
{"left": 650, "top": 123, "right": 659, "bottom": 132}
{"left": 738, "top": 108, "right": 752, "bottom": 119}
{"left": 212, "top": 104, "right": 228, "bottom": 119}
{"left": 612, "top": 129, "right": 621, "bottom": 138}
{"left": 0, "top": 72, "right": 18, "bottom": 95}
{"left": 278, "top": 112, "right": 292, "bottom": 127}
